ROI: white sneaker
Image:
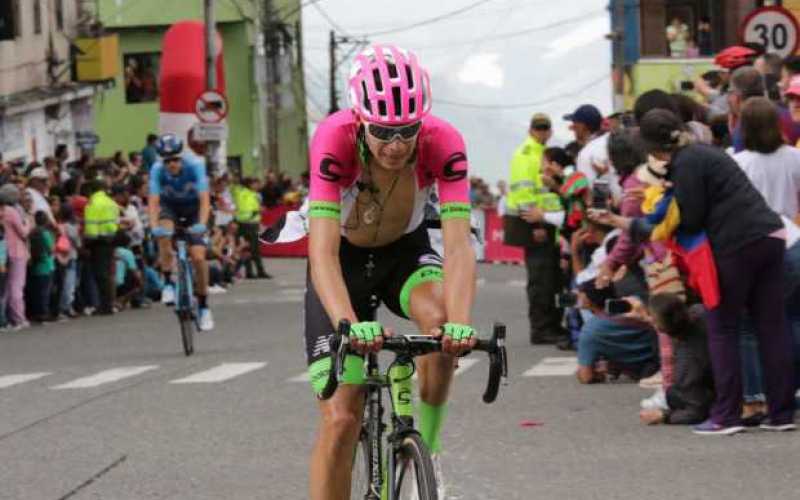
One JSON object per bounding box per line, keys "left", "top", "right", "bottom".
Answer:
{"left": 431, "top": 453, "right": 447, "bottom": 499}
{"left": 640, "top": 388, "right": 668, "bottom": 410}
{"left": 161, "top": 284, "right": 175, "bottom": 305}
{"left": 208, "top": 284, "right": 227, "bottom": 295}
{"left": 9, "top": 321, "right": 30, "bottom": 332}
{"left": 199, "top": 308, "right": 215, "bottom": 331}
{"left": 638, "top": 371, "right": 663, "bottom": 389}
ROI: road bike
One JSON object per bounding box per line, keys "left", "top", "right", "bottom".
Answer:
{"left": 319, "top": 320, "right": 508, "bottom": 500}
{"left": 172, "top": 225, "right": 199, "bottom": 356}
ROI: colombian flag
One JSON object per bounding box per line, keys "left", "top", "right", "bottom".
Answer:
{"left": 642, "top": 189, "right": 720, "bottom": 309}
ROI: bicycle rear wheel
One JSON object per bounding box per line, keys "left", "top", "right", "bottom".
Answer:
{"left": 351, "top": 430, "right": 379, "bottom": 499}
{"left": 394, "top": 433, "right": 437, "bottom": 500}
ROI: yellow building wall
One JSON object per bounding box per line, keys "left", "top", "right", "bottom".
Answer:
{"left": 624, "top": 58, "right": 717, "bottom": 109}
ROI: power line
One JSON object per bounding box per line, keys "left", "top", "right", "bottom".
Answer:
{"left": 355, "top": 0, "right": 494, "bottom": 37}
{"left": 436, "top": 73, "right": 610, "bottom": 110}
{"left": 312, "top": 2, "right": 349, "bottom": 36}
{"left": 279, "top": 0, "right": 321, "bottom": 22}
{"left": 414, "top": 9, "right": 606, "bottom": 50}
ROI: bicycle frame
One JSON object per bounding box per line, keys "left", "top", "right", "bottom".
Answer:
{"left": 174, "top": 236, "right": 197, "bottom": 322}
{"left": 360, "top": 351, "right": 424, "bottom": 500}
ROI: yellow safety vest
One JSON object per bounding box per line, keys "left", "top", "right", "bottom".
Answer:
{"left": 84, "top": 191, "right": 119, "bottom": 239}
{"left": 233, "top": 186, "right": 261, "bottom": 224}
{"left": 506, "top": 136, "right": 561, "bottom": 215}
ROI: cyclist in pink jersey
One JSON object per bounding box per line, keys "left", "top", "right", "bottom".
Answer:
{"left": 305, "top": 44, "right": 476, "bottom": 499}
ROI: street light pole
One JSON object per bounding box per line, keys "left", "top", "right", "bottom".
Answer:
{"left": 204, "top": 0, "right": 219, "bottom": 175}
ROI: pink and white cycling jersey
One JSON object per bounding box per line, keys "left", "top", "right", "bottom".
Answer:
{"left": 308, "top": 109, "right": 471, "bottom": 232}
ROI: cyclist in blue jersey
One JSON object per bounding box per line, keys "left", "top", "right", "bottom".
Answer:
{"left": 147, "top": 133, "right": 214, "bottom": 331}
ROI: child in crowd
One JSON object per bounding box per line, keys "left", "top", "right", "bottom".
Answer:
{"left": 113, "top": 231, "right": 142, "bottom": 310}
{"left": 542, "top": 146, "right": 590, "bottom": 242}
{"left": 55, "top": 205, "right": 80, "bottom": 319}
{"left": 27, "top": 211, "right": 55, "bottom": 323}
{"left": 635, "top": 293, "right": 714, "bottom": 425}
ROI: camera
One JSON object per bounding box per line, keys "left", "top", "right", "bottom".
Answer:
{"left": 680, "top": 80, "right": 695, "bottom": 91}
{"left": 591, "top": 180, "right": 611, "bottom": 210}
{"left": 604, "top": 298, "right": 632, "bottom": 315}
{"left": 555, "top": 292, "right": 578, "bottom": 308}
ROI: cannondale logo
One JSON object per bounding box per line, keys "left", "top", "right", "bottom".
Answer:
{"left": 319, "top": 155, "right": 343, "bottom": 182}
{"left": 442, "top": 152, "right": 468, "bottom": 182}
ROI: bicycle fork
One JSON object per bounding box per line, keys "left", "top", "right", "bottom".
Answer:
{"left": 384, "top": 361, "right": 415, "bottom": 500}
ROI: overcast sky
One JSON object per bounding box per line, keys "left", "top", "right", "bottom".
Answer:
{"left": 301, "top": 0, "right": 612, "bottom": 187}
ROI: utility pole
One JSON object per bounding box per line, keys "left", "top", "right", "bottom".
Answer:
{"left": 328, "top": 32, "right": 369, "bottom": 114}
{"left": 263, "top": 0, "right": 281, "bottom": 173}
{"left": 329, "top": 30, "right": 339, "bottom": 114}
{"left": 204, "top": 0, "right": 219, "bottom": 175}
{"left": 610, "top": 0, "right": 626, "bottom": 111}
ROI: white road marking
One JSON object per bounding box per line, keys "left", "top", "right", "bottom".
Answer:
{"left": 476, "top": 278, "right": 486, "bottom": 288}
{"left": 523, "top": 357, "right": 578, "bottom": 377}
{"left": 169, "top": 362, "right": 267, "bottom": 384}
{"left": 289, "top": 372, "right": 310, "bottom": 383}
{"left": 290, "top": 359, "right": 480, "bottom": 383}
{"left": 454, "top": 358, "right": 480, "bottom": 376}
{"left": 0, "top": 372, "right": 51, "bottom": 389}
{"left": 414, "top": 358, "right": 480, "bottom": 380}
{"left": 231, "top": 297, "right": 303, "bottom": 305}
{"left": 52, "top": 366, "right": 158, "bottom": 389}
{"left": 508, "top": 279, "right": 526, "bottom": 287}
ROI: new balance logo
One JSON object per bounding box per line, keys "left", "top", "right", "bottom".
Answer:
{"left": 312, "top": 334, "right": 333, "bottom": 358}
{"left": 419, "top": 253, "right": 443, "bottom": 266}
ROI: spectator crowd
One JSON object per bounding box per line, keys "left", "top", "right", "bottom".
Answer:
{"left": 0, "top": 136, "right": 308, "bottom": 331}
{"left": 503, "top": 42, "right": 800, "bottom": 434}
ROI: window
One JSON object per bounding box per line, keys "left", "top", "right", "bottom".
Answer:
{"left": 0, "top": 0, "right": 19, "bottom": 41}
{"left": 33, "top": 0, "right": 42, "bottom": 35}
{"left": 123, "top": 53, "right": 162, "bottom": 104}
{"left": 640, "top": 0, "right": 751, "bottom": 58}
{"left": 56, "top": 0, "right": 64, "bottom": 31}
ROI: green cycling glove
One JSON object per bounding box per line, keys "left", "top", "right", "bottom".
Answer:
{"left": 349, "top": 321, "right": 383, "bottom": 343}
{"left": 442, "top": 323, "right": 475, "bottom": 342}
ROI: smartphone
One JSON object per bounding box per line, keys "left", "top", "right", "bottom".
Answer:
{"left": 605, "top": 298, "right": 632, "bottom": 315}
{"left": 680, "top": 80, "right": 695, "bottom": 91}
{"left": 591, "top": 180, "right": 611, "bottom": 210}
{"left": 555, "top": 292, "right": 578, "bottom": 308}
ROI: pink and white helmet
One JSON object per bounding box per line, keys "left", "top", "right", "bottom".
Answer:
{"left": 348, "top": 44, "right": 432, "bottom": 126}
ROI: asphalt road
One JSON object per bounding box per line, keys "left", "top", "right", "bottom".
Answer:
{"left": 0, "top": 260, "right": 797, "bottom": 500}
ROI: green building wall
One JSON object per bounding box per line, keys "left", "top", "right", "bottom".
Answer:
{"left": 92, "top": 0, "right": 308, "bottom": 178}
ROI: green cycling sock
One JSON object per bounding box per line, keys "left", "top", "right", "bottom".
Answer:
{"left": 418, "top": 401, "right": 447, "bottom": 454}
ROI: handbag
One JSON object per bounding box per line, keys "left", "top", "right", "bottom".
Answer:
{"left": 55, "top": 230, "right": 72, "bottom": 255}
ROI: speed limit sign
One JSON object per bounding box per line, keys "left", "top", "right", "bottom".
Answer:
{"left": 741, "top": 6, "right": 800, "bottom": 59}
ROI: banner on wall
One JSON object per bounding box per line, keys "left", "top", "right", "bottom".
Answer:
{"left": 259, "top": 206, "right": 524, "bottom": 264}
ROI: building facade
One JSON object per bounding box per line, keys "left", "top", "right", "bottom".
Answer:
{"left": 92, "top": 0, "right": 308, "bottom": 177}
{"left": 613, "top": 0, "right": 792, "bottom": 107}
{"left": 0, "top": 0, "right": 106, "bottom": 165}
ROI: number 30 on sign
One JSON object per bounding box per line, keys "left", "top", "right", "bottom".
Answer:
{"left": 741, "top": 6, "right": 800, "bottom": 59}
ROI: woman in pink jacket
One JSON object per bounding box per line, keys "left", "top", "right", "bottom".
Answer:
{"left": 0, "top": 184, "right": 31, "bottom": 330}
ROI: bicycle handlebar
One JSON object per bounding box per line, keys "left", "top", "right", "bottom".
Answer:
{"left": 317, "top": 320, "right": 508, "bottom": 404}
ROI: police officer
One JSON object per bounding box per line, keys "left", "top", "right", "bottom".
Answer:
{"left": 233, "top": 177, "right": 271, "bottom": 279}
{"left": 84, "top": 178, "right": 121, "bottom": 315}
{"left": 504, "top": 113, "right": 566, "bottom": 344}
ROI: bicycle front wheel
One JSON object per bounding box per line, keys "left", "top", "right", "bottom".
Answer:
{"left": 180, "top": 312, "right": 194, "bottom": 356}
{"left": 393, "top": 433, "right": 438, "bottom": 500}
{"left": 351, "top": 430, "right": 378, "bottom": 499}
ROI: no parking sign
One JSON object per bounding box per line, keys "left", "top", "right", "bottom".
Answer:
{"left": 194, "top": 89, "right": 228, "bottom": 124}
{"left": 741, "top": 6, "right": 800, "bottom": 59}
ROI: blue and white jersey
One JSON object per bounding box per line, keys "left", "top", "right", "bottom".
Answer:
{"left": 149, "top": 154, "right": 209, "bottom": 208}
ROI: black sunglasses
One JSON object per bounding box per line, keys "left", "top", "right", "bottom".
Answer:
{"left": 165, "top": 156, "right": 181, "bottom": 164}
{"left": 366, "top": 122, "right": 422, "bottom": 142}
